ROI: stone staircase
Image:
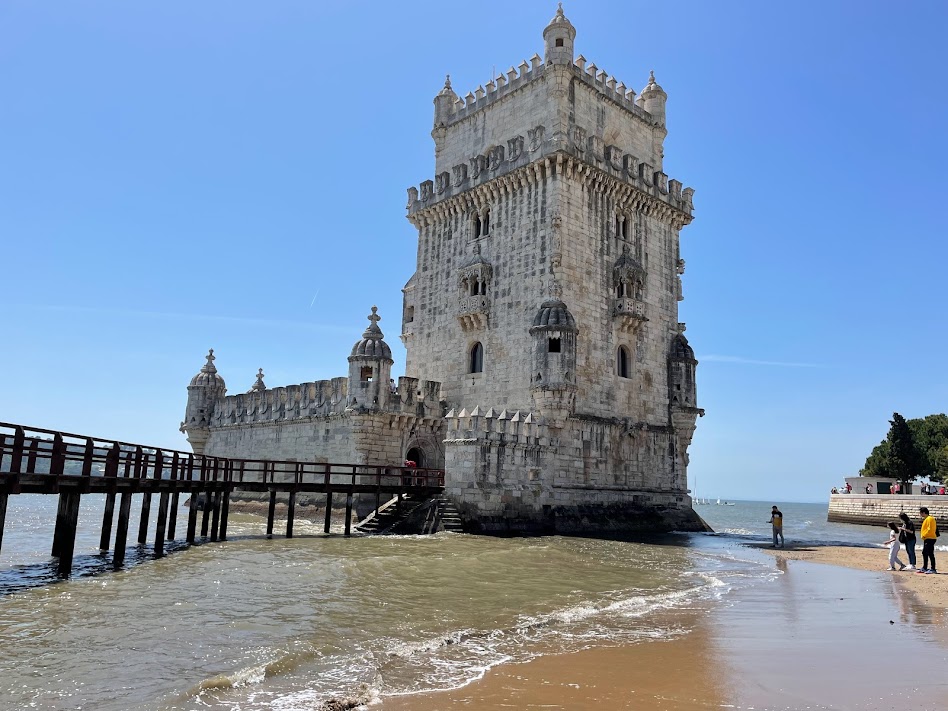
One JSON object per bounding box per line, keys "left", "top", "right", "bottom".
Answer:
{"left": 355, "top": 494, "right": 465, "bottom": 535}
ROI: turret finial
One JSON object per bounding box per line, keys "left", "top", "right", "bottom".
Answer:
{"left": 444, "top": 74, "right": 451, "bottom": 89}
{"left": 557, "top": 2, "right": 564, "bottom": 16}
{"left": 251, "top": 368, "right": 266, "bottom": 392}
{"left": 649, "top": 70, "right": 656, "bottom": 85}
{"left": 202, "top": 349, "right": 217, "bottom": 373}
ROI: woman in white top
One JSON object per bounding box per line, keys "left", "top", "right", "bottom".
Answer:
{"left": 885, "top": 521, "right": 906, "bottom": 571}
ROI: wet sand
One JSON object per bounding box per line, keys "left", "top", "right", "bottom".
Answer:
{"left": 756, "top": 542, "right": 948, "bottom": 608}
{"left": 381, "top": 554, "right": 948, "bottom": 710}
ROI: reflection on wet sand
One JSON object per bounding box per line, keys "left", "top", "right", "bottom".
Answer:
{"left": 383, "top": 556, "right": 948, "bottom": 711}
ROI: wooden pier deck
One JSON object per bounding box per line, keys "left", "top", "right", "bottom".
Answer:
{"left": 0, "top": 423, "right": 444, "bottom": 578}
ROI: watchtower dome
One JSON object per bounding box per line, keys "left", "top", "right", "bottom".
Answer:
{"left": 347, "top": 306, "right": 393, "bottom": 411}
{"left": 543, "top": 4, "right": 575, "bottom": 65}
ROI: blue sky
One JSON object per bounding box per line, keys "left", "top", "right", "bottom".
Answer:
{"left": 2, "top": 1, "right": 945, "bottom": 503}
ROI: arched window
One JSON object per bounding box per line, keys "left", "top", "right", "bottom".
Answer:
{"left": 470, "top": 342, "right": 484, "bottom": 373}
{"left": 617, "top": 346, "right": 630, "bottom": 378}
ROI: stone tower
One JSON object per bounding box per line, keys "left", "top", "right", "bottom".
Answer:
{"left": 403, "top": 6, "right": 704, "bottom": 532}
{"left": 181, "top": 349, "right": 227, "bottom": 455}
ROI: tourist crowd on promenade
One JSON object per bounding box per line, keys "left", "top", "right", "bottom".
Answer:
{"left": 830, "top": 481, "right": 947, "bottom": 495}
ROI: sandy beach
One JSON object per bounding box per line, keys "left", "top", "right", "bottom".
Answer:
{"left": 380, "top": 547, "right": 948, "bottom": 711}
{"left": 756, "top": 542, "right": 948, "bottom": 608}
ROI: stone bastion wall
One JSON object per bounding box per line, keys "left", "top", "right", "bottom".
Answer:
{"left": 828, "top": 494, "right": 948, "bottom": 527}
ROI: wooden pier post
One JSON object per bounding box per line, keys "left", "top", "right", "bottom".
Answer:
{"left": 154, "top": 492, "right": 169, "bottom": 556}
{"left": 209, "top": 490, "right": 222, "bottom": 542}
{"left": 99, "top": 492, "right": 116, "bottom": 551}
{"left": 113, "top": 492, "right": 133, "bottom": 568}
{"left": 219, "top": 489, "right": 230, "bottom": 542}
{"left": 167, "top": 492, "right": 179, "bottom": 540}
{"left": 200, "top": 490, "right": 212, "bottom": 538}
{"left": 51, "top": 492, "right": 69, "bottom": 557}
{"left": 99, "top": 442, "right": 120, "bottom": 551}
{"left": 286, "top": 490, "right": 296, "bottom": 538}
{"left": 137, "top": 492, "right": 152, "bottom": 546}
{"left": 0, "top": 491, "right": 8, "bottom": 555}
{"left": 186, "top": 490, "right": 199, "bottom": 544}
{"left": 323, "top": 491, "right": 333, "bottom": 534}
{"left": 56, "top": 492, "right": 81, "bottom": 577}
{"left": 266, "top": 489, "right": 277, "bottom": 538}
{"left": 344, "top": 493, "right": 353, "bottom": 537}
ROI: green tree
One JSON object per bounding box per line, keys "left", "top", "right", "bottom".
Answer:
{"left": 886, "top": 412, "right": 923, "bottom": 486}
{"left": 861, "top": 413, "right": 948, "bottom": 483}
{"left": 910, "top": 413, "right": 948, "bottom": 482}
{"left": 860, "top": 440, "right": 889, "bottom": 477}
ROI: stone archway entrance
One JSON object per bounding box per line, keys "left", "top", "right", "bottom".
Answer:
{"left": 405, "top": 446, "right": 426, "bottom": 468}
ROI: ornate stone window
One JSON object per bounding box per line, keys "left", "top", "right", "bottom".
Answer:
{"left": 470, "top": 342, "right": 484, "bottom": 373}
{"left": 614, "top": 212, "right": 630, "bottom": 241}
{"left": 472, "top": 208, "right": 491, "bottom": 239}
{"left": 457, "top": 247, "right": 492, "bottom": 331}
{"left": 613, "top": 247, "right": 647, "bottom": 334}
{"left": 617, "top": 346, "right": 631, "bottom": 378}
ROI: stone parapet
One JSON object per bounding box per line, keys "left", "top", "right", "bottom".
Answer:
{"left": 827, "top": 494, "right": 948, "bottom": 527}
{"left": 207, "top": 375, "right": 443, "bottom": 428}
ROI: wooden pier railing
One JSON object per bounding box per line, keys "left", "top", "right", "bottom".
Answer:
{"left": 0, "top": 423, "right": 445, "bottom": 577}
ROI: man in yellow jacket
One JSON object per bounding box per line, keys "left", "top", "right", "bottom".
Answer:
{"left": 918, "top": 507, "right": 937, "bottom": 574}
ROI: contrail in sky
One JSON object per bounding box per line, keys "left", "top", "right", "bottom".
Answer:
{"left": 310, "top": 290, "right": 320, "bottom": 308}
{"left": 699, "top": 354, "right": 826, "bottom": 368}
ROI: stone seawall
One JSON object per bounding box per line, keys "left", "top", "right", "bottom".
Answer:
{"left": 827, "top": 494, "right": 948, "bottom": 527}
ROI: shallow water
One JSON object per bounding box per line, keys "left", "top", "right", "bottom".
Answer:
{"left": 0, "top": 497, "right": 929, "bottom": 710}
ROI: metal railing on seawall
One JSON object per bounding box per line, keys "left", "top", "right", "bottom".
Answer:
{"left": 0, "top": 422, "right": 445, "bottom": 578}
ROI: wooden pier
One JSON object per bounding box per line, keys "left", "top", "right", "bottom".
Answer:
{"left": 0, "top": 423, "right": 444, "bottom": 578}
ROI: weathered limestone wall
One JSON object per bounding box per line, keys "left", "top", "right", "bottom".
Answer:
{"left": 827, "top": 494, "right": 948, "bottom": 527}
{"left": 556, "top": 173, "right": 679, "bottom": 421}
{"left": 404, "top": 174, "right": 553, "bottom": 411}
{"left": 442, "top": 409, "right": 703, "bottom": 533}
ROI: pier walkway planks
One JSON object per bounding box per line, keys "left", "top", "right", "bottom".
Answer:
{"left": 0, "top": 422, "right": 444, "bottom": 578}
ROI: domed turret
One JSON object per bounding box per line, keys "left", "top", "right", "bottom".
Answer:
{"left": 640, "top": 70, "right": 667, "bottom": 125}
{"left": 181, "top": 349, "right": 227, "bottom": 454}
{"left": 347, "top": 306, "right": 394, "bottom": 411}
{"left": 530, "top": 298, "right": 578, "bottom": 423}
{"left": 532, "top": 299, "right": 577, "bottom": 329}
{"left": 543, "top": 3, "right": 576, "bottom": 65}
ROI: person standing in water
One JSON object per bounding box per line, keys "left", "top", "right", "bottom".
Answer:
{"left": 898, "top": 512, "right": 917, "bottom": 570}
{"left": 885, "top": 522, "right": 906, "bottom": 571}
{"left": 769, "top": 506, "right": 784, "bottom": 548}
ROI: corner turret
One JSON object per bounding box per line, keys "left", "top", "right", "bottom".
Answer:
{"left": 639, "top": 70, "right": 667, "bottom": 125}
{"left": 543, "top": 3, "right": 575, "bottom": 65}
{"left": 432, "top": 75, "right": 457, "bottom": 152}
{"left": 181, "top": 349, "right": 227, "bottom": 454}
{"left": 529, "top": 298, "right": 578, "bottom": 425}
{"left": 347, "top": 306, "right": 394, "bottom": 411}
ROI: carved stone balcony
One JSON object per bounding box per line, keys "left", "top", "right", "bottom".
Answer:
{"left": 613, "top": 297, "right": 647, "bottom": 334}
{"left": 457, "top": 295, "right": 490, "bottom": 331}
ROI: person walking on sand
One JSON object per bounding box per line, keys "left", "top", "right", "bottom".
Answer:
{"left": 885, "top": 522, "right": 907, "bottom": 571}
{"left": 898, "top": 512, "right": 917, "bottom": 570}
{"left": 918, "top": 507, "right": 938, "bottom": 574}
{"left": 769, "top": 506, "right": 784, "bottom": 548}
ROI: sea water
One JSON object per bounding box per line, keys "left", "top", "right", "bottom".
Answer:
{"left": 0, "top": 497, "right": 907, "bottom": 710}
